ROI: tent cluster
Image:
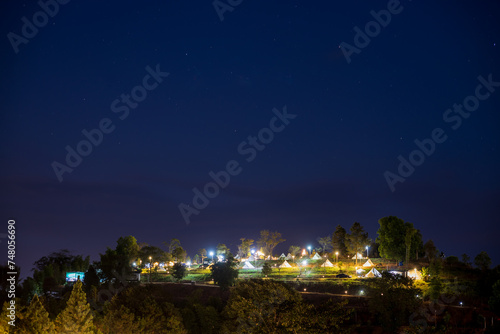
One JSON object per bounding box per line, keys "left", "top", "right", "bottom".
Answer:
{"left": 282, "top": 252, "right": 324, "bottom": 261}
{"left": 240, "top": 255, "right": 420, "bottom": 280}
{"left": 360, "top": 259, "right": 382, "bottom": 277}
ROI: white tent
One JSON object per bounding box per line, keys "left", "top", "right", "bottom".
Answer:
{"left": 279, "top": 260, "right": 292, "bottom": 268}
{"left": 352, "top": 252, "right": 364, "bottom": 259}
{"left": 311, "top": 253, "right": 322, "bottom": 260}
{"left": 248, "top": 255, "right": 255, "bottom": 262}
{"left": 242, "top": 261, "right": 255, "bottom": 269}
{"left": 362, "top": 259, "right": 375, "bottom": 267}
{"left": 365, "top": 268, "right": 381, "bottom": 278}
{"left": 279, "top": 253, "right": 286, "bottom": 260}
{"left": 322, "top": 259, "right": 334, "bottom": 267}
{"left": 286, "top": 253, "right": 294, "bottom": 260}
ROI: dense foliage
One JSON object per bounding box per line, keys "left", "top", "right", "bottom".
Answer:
{"left": 210, "top": 254, "right": 239, "bottom": 290}
{"left": 367, "top": 272, "right": 422, "bottom": 332}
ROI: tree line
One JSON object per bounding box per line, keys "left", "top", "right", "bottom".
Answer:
{"left": 0, "top": 215, "right": 497, "bottom": 332}
{"left": 12, "top": 215, "right": 493, "bottom": 302}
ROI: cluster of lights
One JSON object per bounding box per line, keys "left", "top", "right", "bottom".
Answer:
{"left": 134, "top": 243, "right": 379, "bottom": 284}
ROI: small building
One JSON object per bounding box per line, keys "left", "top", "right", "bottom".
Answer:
{"left": 66, "top": 272, "right": 85, "bottom": 283}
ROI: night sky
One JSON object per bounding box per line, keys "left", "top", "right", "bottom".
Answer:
{"left": 1, "top": 0, "right": 499, "bottom": 278}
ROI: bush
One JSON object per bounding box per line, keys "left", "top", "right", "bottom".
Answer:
{"left": 367, "top": 272, "right": 422, "bottom": 332}
{"left": 210, "top": 254, "right": 239, "bottom": 290}
{"left": 445, "top": 256, "right": 460, "bottom": 267}
{"left": 262, "top": 263, "right": 272, "bottom": 276}
{"left": 172, "top": 263, "right": 187, "bottom": 282}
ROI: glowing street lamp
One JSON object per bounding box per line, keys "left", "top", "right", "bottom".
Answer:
{"left": 301, "top": 260, "right": 307, "bottom": 276}
{"left": 335, "top": 251, "right": 339, "bottom": 263}
{"left": 149, "top": 256, "right": 152, "bottom": 283}
{"left": 366, "top": 245, "right": 370, "bottom": 258}
{"left": 307, "top": 246, "right": 312, "bottom": 255}
{"left": 209, "top": 251, "right": 214, "bottom": 263}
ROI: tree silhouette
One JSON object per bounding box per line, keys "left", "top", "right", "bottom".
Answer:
{"left": 210, "top": 254, "right": 239, "bottom": 290}
{"left": 257, "top": 230, "right": 285, "bottom": 257}
{"left": 198, "top": 249, "right": 207, "bottom": 264}
{"left": 332, "top": 225, "right": 348, "bottom": 258}
{"left": 317, "top": 236, "right": 332, "bottom": 254}
{"left": 288, "top": 245, "right": 300, "bottom": 262}
{"left": 172, "top": 263, "right": 187, "bottom": 282}
{"left": 55, "top": 280, "right": 94, "bottom": 333}
{"left": 238, "top": 238, "right": 254, "bottom": 258}
{"left": 474, "top": 251, "right": 491, "bottom": 271}
{"left": 17, "top": 294, "right": 56, "bottom": 333}
{"left": 346, "top": 222, "right": 370, "bottom": 265}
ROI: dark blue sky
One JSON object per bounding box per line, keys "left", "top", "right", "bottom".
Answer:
{"left": 1, "top": 0, "right": 499, "bottom": 277}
